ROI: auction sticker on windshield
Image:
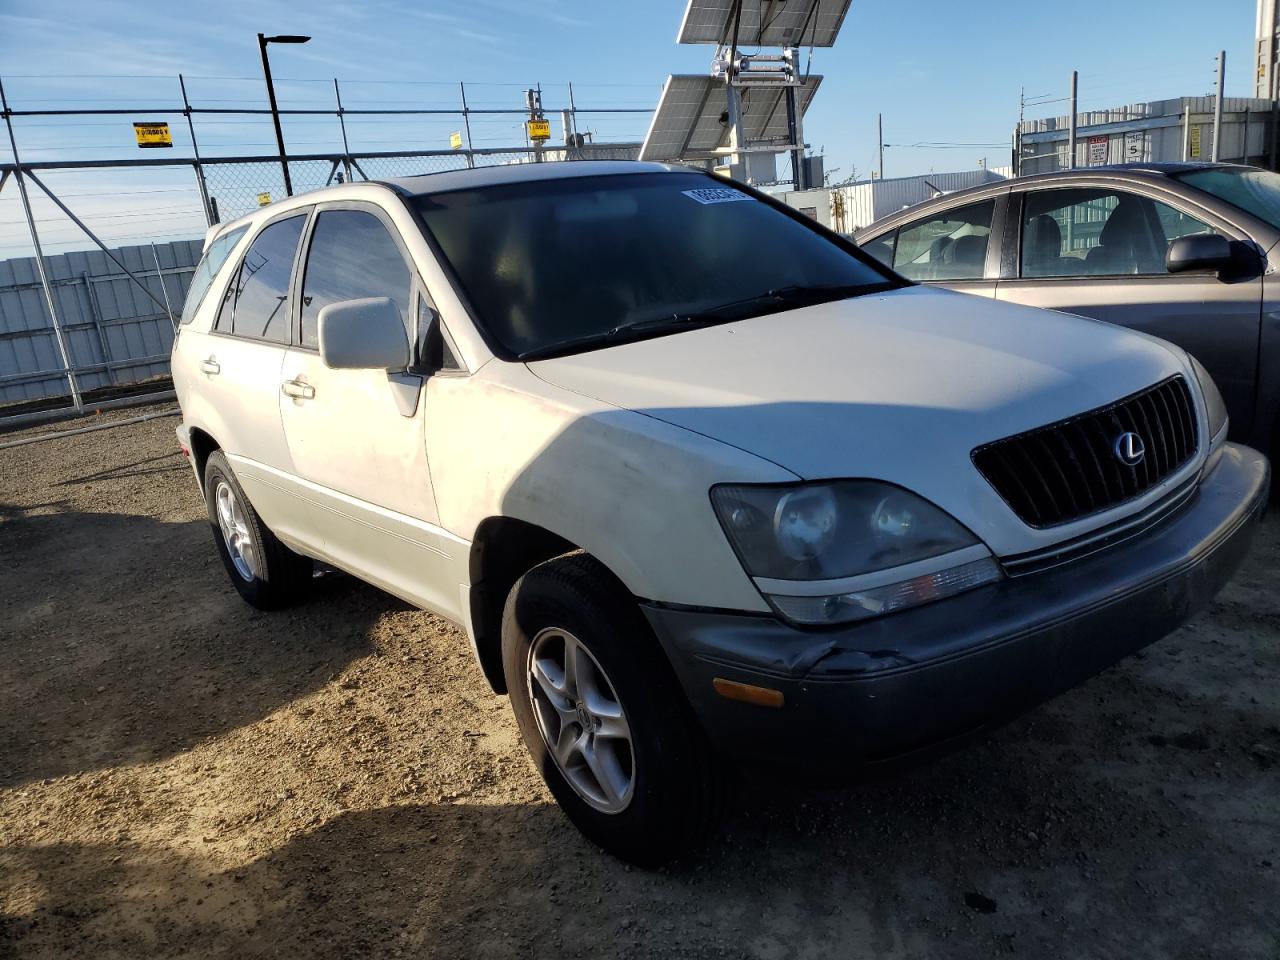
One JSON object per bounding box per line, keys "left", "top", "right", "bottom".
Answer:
{"left": 682, "top": 187, "right": 749, "bottom": 205}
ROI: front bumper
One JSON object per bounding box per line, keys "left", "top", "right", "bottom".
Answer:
{"left": 643, "top": 442, "right": 1270, "bottom": 766}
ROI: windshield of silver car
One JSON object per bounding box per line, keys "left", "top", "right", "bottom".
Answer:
{"left": 1174, "top": 167, "right": 1280, "bottom": 232}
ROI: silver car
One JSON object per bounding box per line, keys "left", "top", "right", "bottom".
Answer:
{"left": 854, "top": 162, "right": 1280, "bottom": 459}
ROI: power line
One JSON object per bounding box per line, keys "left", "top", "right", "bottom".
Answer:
{"left": 884, "top": 141, "right": 1007, "bottom": 149}
{"left": 0, "top": 187, "right": 199, "bottom": 199}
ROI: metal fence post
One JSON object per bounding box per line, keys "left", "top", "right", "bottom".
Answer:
{"left": 0, "top": 77, "right": 83, "bottom": 411}
{"left": 460, "top": 82, "right": 476, "bottom": 169}
{"left": 179, "top": 74, "right": 215, "bottom": 227}
{"left": 568, "top": 81, "right": 580, "bottom": 143}
{"left": 150, "top": 242, "right": 177, "bottom": 331}
{"left": 81, "top": 271, "right": 117, "bottom": 386}
{"left": 334, "top": 77, "right": 354, "bottom": 180}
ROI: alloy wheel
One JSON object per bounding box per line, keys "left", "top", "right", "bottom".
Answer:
{"left": 527, "top": 626, "right": 635, "bottom": 814}
{"left": 214, "top": 480, "right": 259, "bottom": 582}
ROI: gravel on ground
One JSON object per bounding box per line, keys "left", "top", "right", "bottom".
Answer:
{"left": 1, "top": 406, "right": 1277, "bottom": 959}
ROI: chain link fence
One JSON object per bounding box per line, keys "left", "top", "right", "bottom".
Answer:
{"left": 200, "top": 147, "right": 635, "bottom": 222}
{"left": 0, "top": 143, "right": 641, "bottom": 423}
{"left": 0, "top": 71, "right": 654, "bottom": 423}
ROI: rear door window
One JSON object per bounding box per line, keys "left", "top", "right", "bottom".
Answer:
{"left": 215, "top": 215, "right": 306, "bottom": 342}
{"left": 891, "top": 200, "right": 995, "bottom": 281}
{"left": 1020, "top": 188, "right": 1216, "bottom": 278}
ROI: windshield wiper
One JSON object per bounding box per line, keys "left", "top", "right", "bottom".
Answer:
{"left": 516, "top": 281, "right": 892, "bottom": 360}
{"left": 666, "top": 282, "right": 890, "bottom": 324}
{"left": 757, "top": 282, "right": 891, "bottom": 307}
{"left": 516, "top": 315, "right": 726, "bottom": 360}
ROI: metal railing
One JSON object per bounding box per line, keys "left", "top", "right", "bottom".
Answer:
{"left": 0, "top": 75, "right": 650, "bottom": 422}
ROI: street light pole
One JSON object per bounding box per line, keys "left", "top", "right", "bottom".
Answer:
{"left": 257, "top": 32, "right": 310, "bottom": 197}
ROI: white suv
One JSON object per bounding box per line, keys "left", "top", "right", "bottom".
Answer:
{"left": 172, "top": 161, "right": 1269, "bottom": 865}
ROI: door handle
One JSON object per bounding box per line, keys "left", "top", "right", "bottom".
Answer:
{"left": 200, "top": 358, "right": 220, "bottom": 375}
{"left": 281, "top": 378, "right": 316, "bottom": 400}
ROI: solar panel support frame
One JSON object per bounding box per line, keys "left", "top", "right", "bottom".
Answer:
{"left": 638, "top": 71, "right": 821, "bottom": 184}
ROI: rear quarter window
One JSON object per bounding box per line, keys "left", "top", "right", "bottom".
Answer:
{"left": 180, "top": 226, "right": 249, "bottom": 325}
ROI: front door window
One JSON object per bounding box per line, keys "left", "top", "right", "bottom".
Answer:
{"left": 1020, "top": 188, "right": 1215, "bottom": 279}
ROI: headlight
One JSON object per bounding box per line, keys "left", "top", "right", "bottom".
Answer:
{"left": 711, "top": 481, "right": 1002, "bottom": 625}
{"left": 1188, "top": 354, "right": 1228, "bottom": 471}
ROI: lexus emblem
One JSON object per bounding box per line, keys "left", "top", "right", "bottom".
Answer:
{"left": 1114, "top": 431, "right": 1146, "bottom": 467}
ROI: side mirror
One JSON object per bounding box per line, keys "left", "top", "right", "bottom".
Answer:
{"left": 318, "top": 297, "right": 410, "bottom": 371}
{"left": 1166, "top": 234, "right": 1259, "bottom": 280}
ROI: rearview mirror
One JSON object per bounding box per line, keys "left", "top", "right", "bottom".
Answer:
{"left": 318, "top": 297, "right": 410, "bottom": 371}
{"left": 1165, "top": 234, "right": 1259, "bottom": 280}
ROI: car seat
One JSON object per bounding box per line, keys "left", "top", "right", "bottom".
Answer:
{"left": 1023, "top": 214, "right": 1065, "bottom": 276}
{"left": 1085, "top": 200, "right": 1161, "bottom": 275}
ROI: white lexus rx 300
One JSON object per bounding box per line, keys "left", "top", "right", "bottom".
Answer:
{"left": 172, "top": 162, "right": 1269, "bottom": 864}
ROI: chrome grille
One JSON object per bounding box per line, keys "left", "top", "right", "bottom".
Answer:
{"left": 972, "top": 376, "right": 1199, "bottom": 528}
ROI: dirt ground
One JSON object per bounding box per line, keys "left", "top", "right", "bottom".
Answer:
{"left": 1, "top": 405, "right": 1277, "bottom": 960}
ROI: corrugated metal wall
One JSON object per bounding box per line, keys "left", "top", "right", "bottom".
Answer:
{"left": 1018, "top": 97, "right": 1274, "bottom": 175}
{"left": 833, "top": 169, "right": 1009, "bottom": 232}
{"left": 0, "top": 239, "right": 201, "bottom": 405}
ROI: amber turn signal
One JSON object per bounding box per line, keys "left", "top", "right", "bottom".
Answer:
{"left": 712, "top": 677, "right": 784, "bottom": 708}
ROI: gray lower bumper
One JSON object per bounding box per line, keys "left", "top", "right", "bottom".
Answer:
{"left": 643, "top": 443, "right": 1270, "bottom": 766}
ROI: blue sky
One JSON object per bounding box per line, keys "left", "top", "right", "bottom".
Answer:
{"left": 0, "top": 0, "right": 1260, "bottom": 254}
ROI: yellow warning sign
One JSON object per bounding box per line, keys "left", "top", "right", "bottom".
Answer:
{"left": 450, "top": 131, "right": 464, "bottom": 150}
{"left": 1189, "top": 125, "right": 1202, "bottom": 159}
{"left": 133, "top": 121, "right": 172, "bottom": 149}
{"left": 527, "top": 118, "right": 551, "bottom": 142}
{"left": 256, "top": 192, "right": 272, "bottom": 207}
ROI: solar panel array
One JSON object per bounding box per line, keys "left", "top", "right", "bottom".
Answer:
{"left": 638, "top": 74, "right": 823, "bottom": 162}
{"left": 676, "top": 0, "right": 853, "bottom": 47}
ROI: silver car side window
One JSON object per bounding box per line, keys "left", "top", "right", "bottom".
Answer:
{"left": 1021, "top": 188, "right": 1215, "bottom": 279}
{"left": 891, "top": 200, "right": 995, "bottom": 282}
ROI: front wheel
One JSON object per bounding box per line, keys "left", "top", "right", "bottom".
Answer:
{"left": 501, "top": 553, "right": 720, "bottom": 866}
{"left": 203, "top": 450, "right": 312, "bottom": 609}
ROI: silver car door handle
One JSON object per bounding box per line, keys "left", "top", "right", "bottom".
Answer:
{"left": 200, "top": 358, "right": 220, "bottom": 375}
{"left": 281, "top": 379, "right": 315, "bottom": 400}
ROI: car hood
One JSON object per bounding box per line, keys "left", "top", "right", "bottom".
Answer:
{"left": 527, "top": 285, "right": 1197, "bottom": 555}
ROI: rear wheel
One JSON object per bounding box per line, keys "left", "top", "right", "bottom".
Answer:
{"left": 501, "top": 553, "right": 720, "bottom": 866}
{"left": 203, "top": 450, "right": 311, "bottom": 609}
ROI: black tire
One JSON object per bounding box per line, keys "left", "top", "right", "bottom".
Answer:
{"left": 203, "top": 450, "right": 312, "bottom": 609}
{"left": 501, "top": 553, "right": 721, "bottom": 866}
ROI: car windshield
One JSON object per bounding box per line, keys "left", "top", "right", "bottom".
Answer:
{"left": 414, "top": 172, "right": 898, "bottom": 359}
{"left": 1173, "top": 167, "right": 1280, "bottom": 230}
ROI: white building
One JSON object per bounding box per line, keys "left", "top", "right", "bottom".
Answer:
{"left": 1018, "top": 96, "right": 1275, "bottom": 175}
{"left": 779, "top": 167, "right": 1010, "bottom": 233}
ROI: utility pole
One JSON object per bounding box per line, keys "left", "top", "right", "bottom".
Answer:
{"left": 1068, "top": 70, "right": 1078, "bottom": 170}
{"left": 257, "top": 32, "right": 311, "bottom": 197}
{"left": 1015, "top": 86, "right": 1025, "bottom": 176}
{"left": 525, "top": 86, "right": 546, "bottom": 163}
{"left": 1212, "top": 50, "right": 1226, "bottom": 162}
{"left": 877, "top": 112, "right": 884, "bottom": 179}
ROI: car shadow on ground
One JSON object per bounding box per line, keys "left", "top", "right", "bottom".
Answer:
{"left": 0, "top": 504, "right": 397, "bottom": 790}
{"left": 54, "top": 451, "right": 189, "bottom": 486}
{"left": 2, "top": 723, "right": 1275, "bottom": 960}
